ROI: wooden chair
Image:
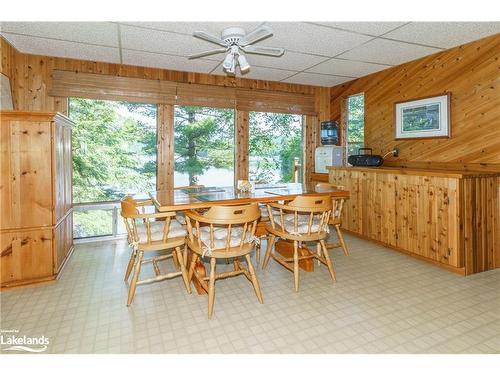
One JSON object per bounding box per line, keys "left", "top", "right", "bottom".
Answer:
{"left": 262, "top": 195, "right": 335, "bottom": 292}
{"left": 120, "top": 196, "right": 192, "bottom": 306}
{"left": 185, "top": 204, "right": 262, "bottom": 318}
{"left": 315, "top": 183, "right": 349, "bottom": 256}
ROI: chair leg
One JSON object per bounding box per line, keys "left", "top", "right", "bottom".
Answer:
{"left": 316, "top": 242, "right": 321, "bottom": 266}
{"left": 175, "top": 247, "right": 192, "bottom": 294}
{"left": 335, "top": 225, "right": 349, "bottom": 256}
{"left": 293, "top": 241, "right": 299, "bottom": 292}
{"left": 183, "top": 244, "right": 189, "bottom": 266}
{"left": 208, "top": 257, "right": 217, "bottom": 319}
{"left": 320, "top": 239, "right": 336, "bottom": 281}
{"left": 172, "top": 250, "right": 180, "bottom": 269}
{"left": 127, "top": 250, "right": 144, "bottom": 306}
{"left": 124, "top": 250, "right": 136, "bottom": 282}
{"left": 245, "top": 254, "right": 263, "bottom": 304}
{"left": 188, "top": 252, "right": 199, "bottom": 284}
{"left": 255, "top": 243, "right": 261, "bottom": 266}
{"left": 262, "top": 234, "right": 276, "bottom": 269}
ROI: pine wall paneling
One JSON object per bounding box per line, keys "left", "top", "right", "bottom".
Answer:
{"left": 329, "top": 33, "right": 500, "bottom": 172}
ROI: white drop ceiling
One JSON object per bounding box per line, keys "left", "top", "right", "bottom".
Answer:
{"left": 1, "top": 21, "right": 499, "bottom": 86}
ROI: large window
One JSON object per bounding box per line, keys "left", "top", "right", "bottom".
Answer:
{"left": 346, "top": 93, "right": 365, "bottom": 157}
{"left": 249, "top": 112, "right": 304, "bottom": 183}
{"left": 69, "top": 98, "right": 157, "bottom": 238}
{"left": 174, "top": 106, "right": 235, "bottom": 187}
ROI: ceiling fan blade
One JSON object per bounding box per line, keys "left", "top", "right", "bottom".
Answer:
{"left": 239, "top": 25, "right": 273, "bottom": 46}
{"left": 241, "top": 45, "right": 285, "bottom": 57}
{"left": 193, "top": 31, "right": 227, "bottom": 47}
{"left": 188, "top": 48, "right": 227, "bottom": 59}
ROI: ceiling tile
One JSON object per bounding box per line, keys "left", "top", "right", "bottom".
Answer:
{"left": 382, "top": 22, "right": 500, "bottom": 48}
{"left": 0, "top": 33, "right": 120, "bottom": 63}
{"left": 122, "top": 49, "right": 219, "bottom": 73}
{"left": 310, "top": 22, "right": 407, "bottom": 36}
{"left": 337, "top": 38, "right": 442, "bottom": 65}
{"left": 120, "top": 24, "right": 219, "bottom": 57}
{"left": 282, "top": 73, "right": 353, "bottom": 86}
{"left": 259, "top": 22, "right": 373, "bottom": 57}
{"left": 306, "top": 58, "right": 391, "bottom": 77}
{"left": 228, "top": 50, "right": 328, "bottom": 71}
{"left": 0, "top": 22, "right": 119, "bottom": 46}
{"left": 119, "top": 22, "right": 263, "bottom": 37}
{"left": 211, "top": 64, "right": 296, "bottom": 82}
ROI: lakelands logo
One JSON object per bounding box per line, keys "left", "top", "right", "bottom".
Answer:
{"left": 1, "top": 329, "right": 49, "bottom": 353}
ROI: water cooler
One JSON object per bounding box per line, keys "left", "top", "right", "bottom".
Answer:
{"left": 315, "top": 120, "right": 344, "bottom": 173}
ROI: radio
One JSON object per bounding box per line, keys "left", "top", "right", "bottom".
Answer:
{"left": 347, "top": 148, "right": 384, "bottom": 167}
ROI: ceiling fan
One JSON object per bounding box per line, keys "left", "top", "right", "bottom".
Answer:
{"left": 188, "top": 25, "right": 285, "bottom": 75}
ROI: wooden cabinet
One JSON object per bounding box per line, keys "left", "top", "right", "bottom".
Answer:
{"left": 1, "top": 111, "right": 74, "bottom": 288}
{"left": 328, "top": 167, "right": 500, "bottom": 274}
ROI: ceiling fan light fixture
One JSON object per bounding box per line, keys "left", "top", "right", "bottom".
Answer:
{"left": 238, "top": 54, "right": 250, "bottom": 73}
{"left": 190, "top": 25, "right": 283, "bottom": 76}
{"left": 222, "top": 53, "right": 234, "bottom": 71}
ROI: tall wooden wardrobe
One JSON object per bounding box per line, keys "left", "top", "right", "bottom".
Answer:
{"left": 1, "top": 111, "right": 73, "bottom": 289}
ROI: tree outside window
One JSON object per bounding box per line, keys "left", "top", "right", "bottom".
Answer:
{"left": 347, "top": 94, "right": 365, "bottom": 157}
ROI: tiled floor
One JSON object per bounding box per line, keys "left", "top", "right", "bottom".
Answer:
{"left": 1, "top": 233, "right": 499, "bottom": 354}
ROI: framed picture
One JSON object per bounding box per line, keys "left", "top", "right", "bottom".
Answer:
{"left": 394, "top": 93, "right": 450, "bottom": 139}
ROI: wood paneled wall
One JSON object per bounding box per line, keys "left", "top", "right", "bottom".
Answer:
{"left": 330, "top": 33, "right": 500, "bottom": 172}
{"left": 0, "top": 38, "right": 15, "bottom": 80}
{"left": 0, "top": 36, "right": 329, "bottom": 188}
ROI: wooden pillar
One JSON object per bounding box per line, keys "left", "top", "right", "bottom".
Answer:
{"left": 339, "top": 96, "right": 348, "bottom": 165}
{"left": 304, "top": 114, "right": 319, "bottom": 186}
{"left": 235, "top": 110, "right": 249, "bottom": 183}
{"left": 305, "top": 87, "right": 331, "bottom": 186}
{"left": 157, "top": 103, "right": 175, "bottom": 191}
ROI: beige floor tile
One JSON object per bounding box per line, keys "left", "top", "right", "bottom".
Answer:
{"left": 1, "top": 234, "right": 499, "bottom": 354}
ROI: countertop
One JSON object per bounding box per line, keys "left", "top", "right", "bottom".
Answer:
{"left": 326, "top": 166, "right": 500, "bottom": 178}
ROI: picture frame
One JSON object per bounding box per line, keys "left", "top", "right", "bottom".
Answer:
{"left": 394, "top": 93, "right": 450, "bottom": 140}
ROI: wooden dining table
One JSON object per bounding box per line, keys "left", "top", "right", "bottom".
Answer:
{"left": 150, "top": 182, "right": 349, "bottom": 212}
{"left": 149, "top": 183, "right": 350, "bottom": 294}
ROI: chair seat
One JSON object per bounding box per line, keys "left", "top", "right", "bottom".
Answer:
{"left": 193, "top": 226, "right": 255, "bottom": 251}
{"left": 136, "top": 219, "right": 186, "bottom": 242}
{"left": 259, "top": 205, "right": 280, "bottom": 220}
{"left": 272, "top": 213, "right": 324, "bottom": 234}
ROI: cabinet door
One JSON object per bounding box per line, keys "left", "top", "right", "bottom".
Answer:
{"left": 0, "top": 120, "right": 53, "bottom": 229}
{"left": 377, "top": 175, "right": 397, "bottom": 246}
{"left": 54, "top": 122, "right": 66, "bottom": 223}
{"left": 330, "top": 170, "right": 361, "bottom": 234}
{"left": 63, "top": 125, "right": 73, "bottom": 214}
{"left": 395, "top": 182, "right": 419, "bottom": 254}
{"left": 54, "top": 220, "right": 66, "bottom": 273}
{"left": 65, "top": 212, "right": 73, "bottom": 257}
{"left": 0, "top": 229, "right": 53, "bottom": 285}
{"left": 434, "top": 185, "right": 459, "bottom": 267}
{"left": 53, "top": 212, "right": 74, "bottom": 274}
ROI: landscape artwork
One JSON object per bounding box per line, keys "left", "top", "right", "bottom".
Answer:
{"left": 395, "top": 94, "right": 450, "bottom": 139}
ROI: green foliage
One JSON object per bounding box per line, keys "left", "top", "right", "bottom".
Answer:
{"left": 73, "top": 210, "right": 112, "bottom": 238}
{"left": 347, "top": 94, "right": 365, "bottom": 156}
{"left": 249, "top": 112, "right": 303, "bottom": 183}
{"left": 174, "top": 106, "right": 234, "bottom": 185}
{"left": 69, "top": 98, "right": 157, "bottom": 203}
